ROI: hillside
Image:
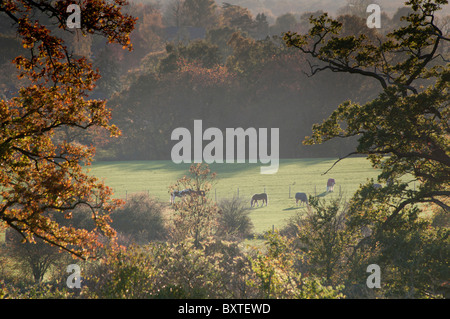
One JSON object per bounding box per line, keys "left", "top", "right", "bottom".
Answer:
{"left": 218, "top": 0, "right": 408, "bottom": 17}
{"left": 149, "top": 0, "right": 409, "bottom": 20}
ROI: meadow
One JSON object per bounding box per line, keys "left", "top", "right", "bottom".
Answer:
{"left": 87, "top": 157, "right": 385, "bottom": 234}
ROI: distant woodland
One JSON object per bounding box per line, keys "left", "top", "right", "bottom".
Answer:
{"left": 0, "top": 0, "right": 448, "bottom": 160}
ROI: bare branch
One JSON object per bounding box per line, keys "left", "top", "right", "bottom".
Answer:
{"left": 322, "top": 152, "right": 359, "bottom": 175}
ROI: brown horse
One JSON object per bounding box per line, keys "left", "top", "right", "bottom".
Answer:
{"left": 251, "top": 193, "right": 268, "bottom": 207}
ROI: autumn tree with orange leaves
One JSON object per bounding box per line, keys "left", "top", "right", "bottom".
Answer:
{"left": 0, "top": 0, "right": 136, "bottom": 259}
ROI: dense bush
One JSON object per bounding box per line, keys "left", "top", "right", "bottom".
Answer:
{"left": 111, "top": 193, "right": 167, "bottom": 245}
{"left": 279, "top": 196, "right": 450, "bottom": 299}
{"left": 217, "top": 196, "right": 254, "bottom": 240}
{"left": 82, "top": 238, "right": 252, "bottom": 299}
{"left": 80, "top": 234, "right": 343, "bottom": 299}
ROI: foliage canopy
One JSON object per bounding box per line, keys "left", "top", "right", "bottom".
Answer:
{"left": 0, "top": 0, "right": 136, "bottom": 259}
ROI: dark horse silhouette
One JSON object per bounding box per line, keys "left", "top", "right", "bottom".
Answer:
{"left": 295, "top": 192, "right": 308, "bottom": 206}
{"left": 170, "top": 188, "right": 205, "bottom": 204}
{"left": 251, "top": 193, "right": 268, "bottom": 207}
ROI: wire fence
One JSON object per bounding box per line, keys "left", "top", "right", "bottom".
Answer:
{"left": 112, "top": 183, "right": 345, "bottom": 203}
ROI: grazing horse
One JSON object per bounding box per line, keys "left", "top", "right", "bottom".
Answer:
{"left": 251, "top": 193, "right": 268, "bottom": 207}
{"left": 327, "top": 178, "right": 336, "bottom": 192}
{"left": 295, "top": 192, "right": 308, "bottom": 206}
{"left": 170, "top": 188, "right": 205, "bottom": 204}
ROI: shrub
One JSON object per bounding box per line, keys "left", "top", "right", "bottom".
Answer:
{"left": 86, "top": 239, "right": 244, "bottom": 299}
{"left": 111, "top": 193, "right": 167, "bottom": 245}
{"left": 217, "top": 196, "right": 254, "bottom": 240}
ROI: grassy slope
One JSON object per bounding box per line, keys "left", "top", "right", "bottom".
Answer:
{"left": 88, "top": 157, "right": 383, "bottom": 233}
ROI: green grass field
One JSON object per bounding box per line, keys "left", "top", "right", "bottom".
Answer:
{"left": 87, "top": 157, "right": 384, "bottom": 234}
